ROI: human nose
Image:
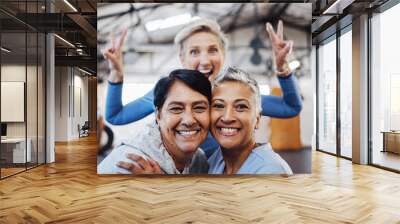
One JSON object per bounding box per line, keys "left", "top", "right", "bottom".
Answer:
{"left": 199, "top": 52, "right": 211, "bottom": 65}
{"left": 181, "top": 110, "right": 196, "bottom": 127}
{"left": 221, "top": 106, "right": 235, "bottom": 123}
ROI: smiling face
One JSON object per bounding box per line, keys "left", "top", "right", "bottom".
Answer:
{"left": 179, "top": 31, "right": 225, "bottom": 82}
{"left": 210, "top": 81, "right": 261, "bottom": 151}
{"left": 156, "top": 80, "right": 210, "bottom": 160}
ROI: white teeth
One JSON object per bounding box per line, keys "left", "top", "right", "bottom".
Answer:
{"left": 199, "top": 69, "right": 212, "bottom": 74}
{"left": 178, "top": 130, "right": 197, "bottom": 136}
{"left": 220, "top": 128, "right": 238, "bottom": 135}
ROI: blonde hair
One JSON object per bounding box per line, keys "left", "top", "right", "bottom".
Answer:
{"left": 174, "top": 18, "right": 228, "bottom": 54}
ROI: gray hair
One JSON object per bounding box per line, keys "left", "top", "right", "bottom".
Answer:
{"left": 174, "top": 18, "right": 229, "bottom": 54}
{"left": 213, "top": 67, "right": 262, "bottom": 114}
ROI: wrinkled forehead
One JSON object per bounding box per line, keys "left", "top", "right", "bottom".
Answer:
{"left": 212, "top": 81, "right": 255, "bottom": 100}
{"left": 181, "top": 31, "right": 225, "bottom": 51}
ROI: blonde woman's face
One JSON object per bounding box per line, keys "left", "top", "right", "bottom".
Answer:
{"left": 180, "top": 32, "right": 225, "bottom": 82}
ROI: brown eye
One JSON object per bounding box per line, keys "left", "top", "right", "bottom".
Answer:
{"left": 235, "top": 104, "right": 248, "bottom": 112}
{"left": 209, "top": 48, "right": 218, "bottom": 53}
{"left": 193, "top": 106, "right": 207, "bottom": 113}
{"left": 169, "top": 107, "right": 183, "bottom": 114}
{"left": 212, "top": 103, "right": 224, "bottom": 109}
{"left": 190, "top": 49, "right": 199, "bottom": 55}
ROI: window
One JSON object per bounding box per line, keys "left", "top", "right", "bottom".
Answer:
{"left": 0, "top": 1, "right": 47, "bottom": 179}
{"left": 370, "top": 2, "right": 400, "bottom": 171}
{"left": 317, "top": 36, "right": 337, "bottom": 154}
{"left": 339, "top": 28, "right": 352, "bottom": 158}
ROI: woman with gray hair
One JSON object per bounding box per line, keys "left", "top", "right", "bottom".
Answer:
{"left": 208, "top": 67, "right": 292, "bottom": 174}
{"left": 103, "top": 17, "right": 302, "bottom": 158}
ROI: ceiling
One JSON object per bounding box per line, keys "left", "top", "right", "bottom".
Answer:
{"left": 0, "top": 0, "right": 97, "bottom": 73}
{"left": 310, "top": 0, "right": 390, "bottom": 43}
{"left": 1, "top": 0, "right": 392, "bottom": 75}
{"left": 97, "top": 3, "right": 312, "bottom": 46}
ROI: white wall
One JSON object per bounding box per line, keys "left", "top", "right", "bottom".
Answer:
{"left": 71, "top": 73, "right": 89, "bottom": 138}
{"left": 1, "top": 65, "right": 26, "bottom": 139}
{"left": 1, "top": 65, "right": 42, "bottom": 137}
{"left": 311, "top": 45, "right": 317, "bottom": 150}
{"left": 55, "top": 67, "right": 68, "bottom": 141}
{"left": 1, "top": 63, "right": 46, "bottom": 163}
{"left": 54, "top": 67, "right": 89, "bottom": 141}
{"left": 300, "top": 77, "right": 313, "bottom": 146}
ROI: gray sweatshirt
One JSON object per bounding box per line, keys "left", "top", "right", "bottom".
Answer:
{"left": 98, "top": 122, "right": 209, "bottom": 174}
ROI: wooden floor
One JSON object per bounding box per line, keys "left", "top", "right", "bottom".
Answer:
{"left": 373, "top": 151, "right": 400, "bottom": 171}
{"left": 1, "top": 135, "right": 400, "bottom": 223}
{"left": 1, "top": 167, "right": 26, "bottom": 178}
{"left": 1, "top": 163, "right": 44, "bottom": 178}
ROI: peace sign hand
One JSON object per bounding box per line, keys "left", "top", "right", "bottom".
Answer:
{"left": 266, "top": 20, "right": 293, "bottom": 77}
{"left": 102, "top": 29, "right": 128, "bottom": 83}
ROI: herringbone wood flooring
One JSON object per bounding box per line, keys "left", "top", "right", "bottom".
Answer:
{"left": 1, "top": 135, "right": 400, "bottom": 223}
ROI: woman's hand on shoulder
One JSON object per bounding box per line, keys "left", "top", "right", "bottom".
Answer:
{"left": 117, "top": 153, "right": 163, "bottom": 175}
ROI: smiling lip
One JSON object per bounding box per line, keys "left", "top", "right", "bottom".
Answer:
{"left": 176, "top": 129, "right": 200, "bottom": 138}
{"left": 199, "top": 69, "right": 213, "bottom": 78}
{"left": 217, "top": 127, "right": 240, "bottom": 136}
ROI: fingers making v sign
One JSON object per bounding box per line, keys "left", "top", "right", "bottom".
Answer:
{"left": 102, "top": 29, "right": 128, "bottom": 83}
{"left": 266, "top": 20, "right": 293, "bottom": 77}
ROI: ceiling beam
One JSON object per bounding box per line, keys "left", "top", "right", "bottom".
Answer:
{"left": 97, "top": 3, "right": 168, "bottom": 20}
{"left": 225, "top": 4, "right": 245, "bottom": 33}
{"left": 67, "top": 14, "right": 97, "bottom": 46}
{"left": 55, "top": 55, "right": 96, "bottom": 71}
{"left": 225, "top": 17, "right": 310, "bottom": 34}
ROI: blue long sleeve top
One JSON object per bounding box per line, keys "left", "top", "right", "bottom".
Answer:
{"left": 105, "top": 73, "right": 302, "bottom": 157}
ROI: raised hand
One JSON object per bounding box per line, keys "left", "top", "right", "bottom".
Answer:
{"left": 102, "top": 29, "right": 128, "bottom": 83}
{"left": 117, "top": 153, "right": 163, "bottom": 175}
{"left": 266, "top": 20, "right": 293, "bottom": 77}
